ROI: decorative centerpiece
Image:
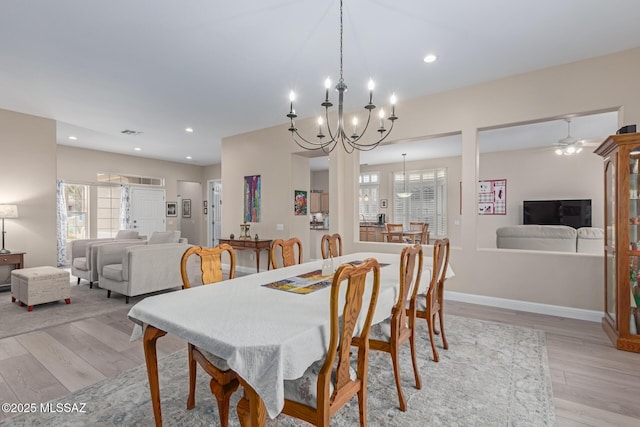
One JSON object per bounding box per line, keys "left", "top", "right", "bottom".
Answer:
{"left": 229, "top": 233, "right": 235, "bottom": 240}
{"left": 254, "top": 233, "right": 259, "bottom": 240}
{"left": 240, "top": 220, "right": 251, "bottom": 239}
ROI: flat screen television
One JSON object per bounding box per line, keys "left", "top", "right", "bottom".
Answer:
{"left": 523, "top": 199, "right": 592, "bottom": 229}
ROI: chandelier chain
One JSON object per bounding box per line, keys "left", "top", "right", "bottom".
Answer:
{"left": 339, "top": 0, "right": 344, "bottom": 83}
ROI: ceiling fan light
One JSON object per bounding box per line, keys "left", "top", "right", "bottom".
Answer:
{"left": 555, "top": 148, "right": 563, "bottom": 155}
{"left": 566, "top": 146, "right": 576, "bottom": 154}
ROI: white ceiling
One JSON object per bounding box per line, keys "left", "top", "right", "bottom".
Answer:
{"left": 1, "top": 1, "right": 639, "bottom": 166}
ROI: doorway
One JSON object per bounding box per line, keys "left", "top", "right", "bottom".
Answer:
{"left": 130, "top": 187, "right": 166, "bottom": 238}
{"left": 207, "top": 179, "right": 222, "bottom": 246}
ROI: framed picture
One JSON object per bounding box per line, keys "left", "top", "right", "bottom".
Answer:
{"left": 204, "top": 207, "right": 208, "bottom": 215}
{"left": 294, "top": 190, "right": 307, "bottom": 215}
{"left": 380, "top": 199, "right": 388, "bottom": 208}
{"left": 166, "top": 202, "right": 177, "bottom": 217}
{"left": 182, "top": 199, "right": 191, "bottom": 218}
{"left": 244, "top": 175, "right": 261, "bottom": 222}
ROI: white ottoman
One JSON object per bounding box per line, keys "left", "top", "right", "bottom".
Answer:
{"left": 11, "top": 266, "right": 71, "bottom": 312}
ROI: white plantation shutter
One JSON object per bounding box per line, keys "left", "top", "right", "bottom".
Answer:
{"left": 359, "top": 172, "right": 379, "bottom": 221}
{"left": 393, "top": 168, "right": 447, "bottom": 237}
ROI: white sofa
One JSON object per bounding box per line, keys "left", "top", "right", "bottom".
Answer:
{"left": 96, "top": 231, "right": 194, "bottom": 303}
{"left": 496, "top": 225, "right": 604, "bottom": 254}
{"left": 70, "top": 230, "right": 146, "bottom": 287}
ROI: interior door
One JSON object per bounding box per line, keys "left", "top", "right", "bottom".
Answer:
{"left": 209, "top": 180, "right": 222, "bottom": 245}
{"left": 131, "top": 187, "right": 166, "bottom": 238}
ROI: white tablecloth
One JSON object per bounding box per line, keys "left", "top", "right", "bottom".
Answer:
{"left": 128, "top": 252, "right": 454, "bottom": 418}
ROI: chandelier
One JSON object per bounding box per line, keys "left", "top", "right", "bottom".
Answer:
{"left": 286, "top": 0, "right": 397, "bottom": 153}
{"left": 397, "top": 153, "right": 412, "bottom": 198}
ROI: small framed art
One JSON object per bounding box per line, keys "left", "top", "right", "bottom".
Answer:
{"left": 166, "top": 202, "right": 177, "bottom": 217}
{"left": 182, "top": 199, "right": 191, "bottom": 218}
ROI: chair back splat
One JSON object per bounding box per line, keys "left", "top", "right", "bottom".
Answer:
{"left": 320, "top": 233, "right": 342, "bottom": 259}
{"left": 180, "top": 244, "right": 236, "bottom": 288}
{"left": 270, "top": 237, "right": 303, "bottom": 269}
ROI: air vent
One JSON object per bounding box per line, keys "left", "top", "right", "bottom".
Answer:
{"left": 121, "top": 129, "right": 143, "bottom": 135}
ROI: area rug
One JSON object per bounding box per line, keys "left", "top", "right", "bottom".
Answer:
{"left": 0, "top": 315, "right": 556, "bottom": 426}
{"left": 0, "top": 283, "right": 177, "bottom": 339}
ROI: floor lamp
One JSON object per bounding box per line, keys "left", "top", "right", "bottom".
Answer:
{"left": 0, "top": 204, "right": 19, "bottom": 254}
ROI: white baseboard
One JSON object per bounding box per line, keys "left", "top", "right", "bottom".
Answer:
{"left": 445, "top": 290, "right": 601, "bottom": 323}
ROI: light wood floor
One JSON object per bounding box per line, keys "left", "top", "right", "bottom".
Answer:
{"left": 1, "top": 299, "right": 639, "bottom": 426}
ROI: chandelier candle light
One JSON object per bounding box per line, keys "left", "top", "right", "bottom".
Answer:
{"left": 287, "top": 0, "right": 397, "bottom": 153}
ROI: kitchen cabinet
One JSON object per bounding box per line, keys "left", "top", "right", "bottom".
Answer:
{"left": 310, "top": 192, "right": 329, "bottom": 213}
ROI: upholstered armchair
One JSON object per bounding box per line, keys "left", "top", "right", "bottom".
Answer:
{"left": 70, "top": 230, "right": 145, "bottom": 287}
{"left": 95, "top": 231, "right": 192, "bottom": 303}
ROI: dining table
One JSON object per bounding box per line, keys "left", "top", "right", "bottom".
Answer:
{"left": 381, "top": 230, "right": 423, "bottom": 243}
{"left": 128, "top": 251, "right": 455, "bottom": 427}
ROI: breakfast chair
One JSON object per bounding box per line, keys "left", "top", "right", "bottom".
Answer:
{"left": 417, "top": 238, "right": 450, "bottom": 362}
{"left": 270, "top": 237, "right": 303, "bottom": 269}
{"left": 180, "top": 244, "right": 239, "bottom": 427}
{"left": 385, "top": 223, "right": 404, "bottom": 243}
{"left": 277, "top": 258, "right": 381, "bottom": 426}
{"left": 367, "top": 243, "right": 423, "bottom": 411}
{"left": 320, "top": 233, "right": 342, "bottom": 259}
{"left": 409, "top": 222, "right": 430, "bottom": 244}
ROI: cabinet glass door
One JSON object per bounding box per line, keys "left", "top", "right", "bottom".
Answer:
{"left": 605, "top": 159, "right": 616, "bottom": 322}
{"left": 629, "top": 148, "right": 640, "bottom": 335}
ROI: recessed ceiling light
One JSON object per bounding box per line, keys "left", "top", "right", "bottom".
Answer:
{"left": 423, "top": 54, "right": 438, "bottom": 63}
{"left": 134, "top": 147, "right": 141, "bottom": 151}
{"left": 185, "top": 128, "right": 194, "bottom": 133}
{"left": 186, "top": 156, "right": 192, "bottom": 160}
{"left": 68, "top": 136, "right": 77, "bottom": 140}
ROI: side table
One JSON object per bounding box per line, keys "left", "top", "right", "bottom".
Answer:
{"left": 218, "top": 239, "right": 271, "bottom": 273}
{"left": 1, "top": 252, "right": 25, "bottom": 290}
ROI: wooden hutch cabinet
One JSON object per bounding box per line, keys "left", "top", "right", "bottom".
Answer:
{"left": 595, "top": 133, "right": 640, "bottom": 352}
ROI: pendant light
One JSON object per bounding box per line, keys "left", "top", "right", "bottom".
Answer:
{"left": 397, "top": 154, "right": 412, "bottom": 198}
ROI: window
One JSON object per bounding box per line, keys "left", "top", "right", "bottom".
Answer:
{"left": 393, "top": 168, "right": 447, "bottom": 237}
{"left": 64, "top": 184, "right": 89, "bottom": 240}
{"left": 359, "top": 172, "right": 379, "bottom": 221}
{"left": 97, "top": 172, "right": 163, "bottom": 186}
{"left": 97, "top": 186, "right": 121, "bottom": 238}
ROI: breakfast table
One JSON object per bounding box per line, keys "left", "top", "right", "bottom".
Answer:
{"left": 128, "top": 251, "right": 454, "bottom": 426}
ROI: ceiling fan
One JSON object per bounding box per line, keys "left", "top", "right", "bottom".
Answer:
{"left": 555, "top": 118, "right": 583, "bottom": 155}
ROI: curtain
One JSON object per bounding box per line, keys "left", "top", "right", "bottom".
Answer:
{"left": 119, "top": 184, "right": 132, "bottom": 230}
{"left": 56, "top": 179, "right": 68, "bottom": 267}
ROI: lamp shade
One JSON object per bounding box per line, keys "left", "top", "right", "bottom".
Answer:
{"left": 0, "top": 204, "right": 18, "bottom": 219}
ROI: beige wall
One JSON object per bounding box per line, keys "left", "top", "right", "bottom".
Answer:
{"left": 222, "top": 47, "right": 640, "bottom": 311}
{"left": 57, "top": 145, "right": 209, "bottom": 243}
{"left": 0, "top": 108, "right": 57, "bottom": 277}
{"left": 477, "top": 147, "right": 604, "bottom": 248}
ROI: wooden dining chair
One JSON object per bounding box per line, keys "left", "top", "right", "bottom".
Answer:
{"left": 270, "top": 237, "right": 303, "bottom": 269}
{"left": 320, "top": 233, "right": 342, "bottom": 259}
{"left": 277, "top": 258, "right": 381, "bottom": 427}
{"left": 180, "top": 244, "right": 239, "bottom": 427}
{"left": 409, "top": 222, "right": 430, "bottom": 244}
{"left": 416, "top": 238, "right": 450, "bottom": 362}
{"left": 385, "top": 223, "right": 404, "bottom": 243}
{"left": 367, "top": 243, "right": 423, "bottom": 411}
